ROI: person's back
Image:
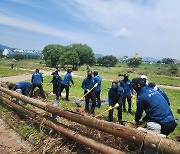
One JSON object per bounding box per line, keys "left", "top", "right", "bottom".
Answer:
{"left": 61, "top": 72, "right": 72, "bottom": 85}
{"left": 157, "top": 87, "right": 170, "bottom": 106}
{"left": 136, "top": 86, "right": 174, "bottom": 123}
{"left": 30, "top": 69, "right": 45, "bottom": 99}
{"left": 148, "top": 82, "right": 170, "bottom": 106}
{"left": 15, "top": 82, "right": 31, "bottom": 89}
{"left": 94, "top": 75, "right": 102, "bottom": 92}
{"left": 32, "top": 71, "right": 42, "bottom": 85}
{"left": 132, "top": 78, "right": 177, "bottom": 135}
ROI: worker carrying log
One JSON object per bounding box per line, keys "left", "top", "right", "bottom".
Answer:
{"left": 81, "top": 70, "right": 97, "bottom": 114}
{"left": 131, "top": 77, "right": 178, "bottom": 135}
{"left": 108, "top": 81, "right": 124, "bottom": 123}
{"left": 93, "top": 71, "right": 102, "bottom": 108}
{"left": 8, "top": 82, "right": 32, "bottom": 96}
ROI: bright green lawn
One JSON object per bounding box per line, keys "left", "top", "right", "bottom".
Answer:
{"left": 0, "top": 58, "right": 49, "bottom": 70}
{"left": 74, "top": 65, "right": 180, "bottom": 86}
{"left": 0, "top": 67, "right": 32, "bottom": 77}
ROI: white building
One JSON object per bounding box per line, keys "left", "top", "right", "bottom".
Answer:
{"left": 2, "top": 49, "right": 11, "bottom": 56}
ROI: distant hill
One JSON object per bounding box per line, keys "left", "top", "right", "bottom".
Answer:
{"left": 0, "top": 44, "right": 17, "bottom": 51}
{"left": 142, "top": 57, "right": 159, "bottom": 63}
{"left": 95, "top": 53, "right": 104, "bottom": 58}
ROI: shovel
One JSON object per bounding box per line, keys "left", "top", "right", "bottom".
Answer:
{"left": 94, "top": 103, "right": 119, "bottom": 118}
{"left": 74, "top": 83, "right": 98, "bottom": 107}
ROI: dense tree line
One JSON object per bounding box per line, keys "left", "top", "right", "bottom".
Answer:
{"left": 162, "top": 58, "right": 175, "bottom": 64}
{"left": 42, "top": 44, "right": 96, "bottom": 70}
{"left": 97, "top": 55, "right": 118, "bottom": 67}
{"left": 127, "top": 57, "right": 142, "bottom": 67}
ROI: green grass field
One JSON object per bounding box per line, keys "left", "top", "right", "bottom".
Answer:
{"left": 0, "top": 67, "right": 32, "bottom": 77}
{"left": 0, "top": 58, "right": 180, "bottom": 86}
{"left": 43, "top": 76, "right": 180, "bottom": 140}
{"left": 0, "top": 58, "right": 179, "bottom": 140}
{"left": 0, "top": 58, "right": 48, "bottom": 70}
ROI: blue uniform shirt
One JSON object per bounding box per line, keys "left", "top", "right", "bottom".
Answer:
{"left": 157, "top": 87, "right": 170, "bottom": 106}
{"left": 135, "top": 86, "right": 174, "bottom": 123}
{"left": 55, "top": 74, "right": 62, "bottom": 84}
{"left": 15, "top": 82, "right": 32, "bottom": 89}
{"left": 31, "top": 72, "right": 43, "bottom": 85}
{"left": 120, "top": 79, "right": 133, "bottom": 96}
{"left": 82, "top": 77, "right": 96, "bottom": 91}
{"left": 61, "top": 73, "right": 74, "bottom": 85}
{"left": 94, "top": 75, "right": 102, "bottom": 92}
{"left": 108, "top": 86, "right": 124, "bottom": 104}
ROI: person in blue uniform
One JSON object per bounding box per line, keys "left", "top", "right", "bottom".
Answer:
{"left": 120, "top": 74, "right": 133, "bottom": 113}
{"left": 50, "top": 70, "right": 60, "bottom": 94}
{"left": 148, "top": 82, "right": 170, "bottom": 106}
{"left": 93, "top": 71, "right": 102, "bottom": 108}
{"left": 49, "top": 72, "right": 62, "bottom": 100}
{"left": 59, "top": 69, "right": 74, "bottom": 101}
{"left": 108, "top": 81, "right": 124, "bottom": 123}
{"left": 30, "top": 69, "right": 46, "bottom": 99}
{"left": 8, "top": 82, "right": 32, "bottom": 96}
{"left": 131, "top": 78, "right": 177, "bottom": 135}
{"left": 82, "top": 70, "right": 96, "bottom": 114}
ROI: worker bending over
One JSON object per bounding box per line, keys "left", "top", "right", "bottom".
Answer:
{"left": 9, "top": 82, "right": 32, "bottom": 96}
{"left": 131, "top": 78, "right": 177, "bottom": 135}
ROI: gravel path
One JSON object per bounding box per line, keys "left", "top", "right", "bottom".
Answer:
{"left": 0, "top": 71, "right": 52, "bottom": 82}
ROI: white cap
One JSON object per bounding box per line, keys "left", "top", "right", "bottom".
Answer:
{"left": 141, "top": 75, "right": 148, "bottom": 80}
{"left": 141, "top": 75, "right": 148, "bottom": 85}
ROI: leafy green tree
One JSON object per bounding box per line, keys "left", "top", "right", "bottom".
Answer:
{"left": 127, "top": 57, "right": 142, "bottom": 67}
{"left": 14, "top": 54, "right": 24, "bottom": 61}
{"left": 69, "top": 44, "right": 96, "bottom": 66}
{"left": 168, "top": 65, "right": 178, "bottom": 75}
{"left": 97, "top": 55, "right": 118, "bottom": 67}
{"left": 42, "top": 44, "right": 65, "bottom": 67}
{"left": 60, "top": 49, "right": 80, "bottom": 70}
{"left": 162, "top": 58, "right": 175, "bottom": 64}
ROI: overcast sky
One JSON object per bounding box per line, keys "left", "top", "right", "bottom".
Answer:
{"left": 0, "top": 0, "right": 180, "bottom": 59}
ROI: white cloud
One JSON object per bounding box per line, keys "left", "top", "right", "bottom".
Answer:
{"left": 114, "top": 27, "right": 131, "bottom": 38}
{"left": 0, "top": 14, "right": 88, "bottom": 42}
{"left": 8, "top": 0, "right": 44, "bottom": 9}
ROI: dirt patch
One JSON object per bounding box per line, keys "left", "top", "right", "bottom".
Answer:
{"left": 0, "top": 118, "right": 31, "bottom": 154}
